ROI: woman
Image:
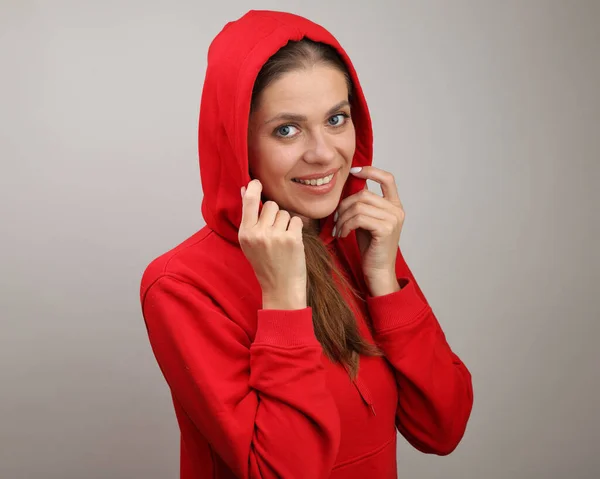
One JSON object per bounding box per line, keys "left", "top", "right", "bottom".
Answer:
{"left": 140, "top": 10, "right": 473, "bottom": 479}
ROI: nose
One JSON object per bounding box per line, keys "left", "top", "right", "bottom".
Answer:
{"left": 303, "top": 130, "right": 336, "bottom": 164}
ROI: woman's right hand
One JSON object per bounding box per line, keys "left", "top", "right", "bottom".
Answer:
{"left": 239, "top": 179, "right": 308, "bottom": 310}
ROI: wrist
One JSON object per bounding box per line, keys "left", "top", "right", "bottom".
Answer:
{"left": 365, "top": 272, "right": 400, "bottom": 297}
{"left": 262, "top": 292, "right": 307, "bottom": 311}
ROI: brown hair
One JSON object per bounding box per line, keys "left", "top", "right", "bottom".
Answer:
{"left": 250, "top": 38, "right": 381, "bottom": 377}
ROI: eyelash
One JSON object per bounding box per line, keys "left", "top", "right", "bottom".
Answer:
{"left": 274, "top": 112, "right": 350, "bottom": 139}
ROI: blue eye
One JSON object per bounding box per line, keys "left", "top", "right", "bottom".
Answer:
{"left": 275, "top": 124, "right": 299, "bottom": 138}
{"left": 328, "top": 113, "right": 348, "bottom": 127}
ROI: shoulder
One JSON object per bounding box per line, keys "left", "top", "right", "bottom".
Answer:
{"left": 139, "top": 226, "right": 260, "bottom": 342}
{"left": 139, "top": 226, "right": 246, "bottom": 301}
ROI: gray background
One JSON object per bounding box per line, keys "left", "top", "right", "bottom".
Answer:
{"left": 1, "top": 0, "right": 599, "bottom": 478}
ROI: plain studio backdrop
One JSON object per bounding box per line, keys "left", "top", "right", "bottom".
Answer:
{"left": 1, "top": 1, "right": 598, "bottom": 478}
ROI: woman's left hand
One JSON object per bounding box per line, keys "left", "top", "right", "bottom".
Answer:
{"left": 334, "top": 166, "right": 405, "bottom": 296}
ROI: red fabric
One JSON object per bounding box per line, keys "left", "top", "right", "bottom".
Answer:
{"left": 140, "top": 10, "right": 473, "bottom": 478}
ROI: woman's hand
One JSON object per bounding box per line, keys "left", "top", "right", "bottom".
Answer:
{"left": 239, "top": 179, "right": 307, "bottom": 310}
{"left": 334, "top": 166, "right": 405, "bottom": 296}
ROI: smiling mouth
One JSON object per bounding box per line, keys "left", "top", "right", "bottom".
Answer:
{"left": 292, "top": 172, "right": 335, "bottom": 186}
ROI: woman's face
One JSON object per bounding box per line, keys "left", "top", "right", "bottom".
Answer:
{"left": 248, "top": 64, "right": 356, "bottom": 227}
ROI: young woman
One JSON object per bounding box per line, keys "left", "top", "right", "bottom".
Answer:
{"left": 140, "top": 10, "right": 473, "bottom": 479}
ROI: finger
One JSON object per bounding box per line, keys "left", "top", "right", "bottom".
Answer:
{"left": 273, "top": 209, "right": 291, "bottom": 231}
{"left": 337, "top": 208, "right": 397, "bottom": 239}
{"left": 337, "top": 202, "right": 388, "bottom": 235}
{"left": 287, "top": 216, "right": 304, "bottom": 238}
{"left": 240, "top": 179, "right": 262, "bottom": 228}
{"left": 350, "top": 166, "right": 401, "bottom": 205}
{"left": 257, "top": 200, "right": 280, "bottom": 227}
{"left": 337, "top": 190, "right": 393, "bottom": 219}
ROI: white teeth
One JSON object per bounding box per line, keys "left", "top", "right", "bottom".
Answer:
{"left": 293, "top": 173, "right": 334, "bottom": 186}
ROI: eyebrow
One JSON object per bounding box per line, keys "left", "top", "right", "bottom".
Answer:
{"left": 263, "top": 100, "right": 351, "bottom": 125}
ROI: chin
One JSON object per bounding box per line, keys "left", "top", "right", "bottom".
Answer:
{"left": 295, "top": 199, "right": 339, "bottom": 221}
{"left": 284, "top": 179, "right": 346, "bottom": 220}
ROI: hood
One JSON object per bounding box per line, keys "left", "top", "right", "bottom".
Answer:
{"left": 198, "top": 10, "right": 373, "bottom": 246}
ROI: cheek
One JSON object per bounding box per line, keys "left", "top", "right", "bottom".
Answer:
{"left": 339, "top": 127, "right": 357, "bottom": 161}
{"left": 251, "top": 137, "right": 298, "bottom": 183}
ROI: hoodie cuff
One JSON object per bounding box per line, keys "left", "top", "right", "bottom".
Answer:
{"left": 254, "top": 307, "right": 319, "bottom": 348}
{"left": 366, "top": 278, "right": 430, "bottom": 332}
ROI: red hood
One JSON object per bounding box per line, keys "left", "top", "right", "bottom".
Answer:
{"left": 198, "top": 10, "right": 373, "bottom": 246}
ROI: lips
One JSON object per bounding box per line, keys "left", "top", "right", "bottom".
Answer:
{"left": 291, "top": 168, "right": 339, "bottom": 195}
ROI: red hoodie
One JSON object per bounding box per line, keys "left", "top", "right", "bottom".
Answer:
{"left": 140, "top": 10, "right": 473, "bottom": 479}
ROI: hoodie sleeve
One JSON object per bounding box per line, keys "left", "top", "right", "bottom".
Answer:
{"left": 364, "top": 248, "right": 473, "bottom": 455}
{"left": 141, "top": 274, "right": 340, "bottom": 479}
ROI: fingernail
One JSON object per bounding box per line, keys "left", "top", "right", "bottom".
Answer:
{"left": 334, "top": 210, "right": 338, "bottom": 222}
{"left": 350, "top": 167, "right": 362, "bottom": 174}
{"left": 241, "top": 186, "right": 246, "bottom": 197}
{"left": 332, "top": 225, "right": 336, "bottom": 237}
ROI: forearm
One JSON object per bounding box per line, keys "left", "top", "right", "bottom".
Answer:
{"left": 366, "top": 277, "right": 473, "bottom": 455}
